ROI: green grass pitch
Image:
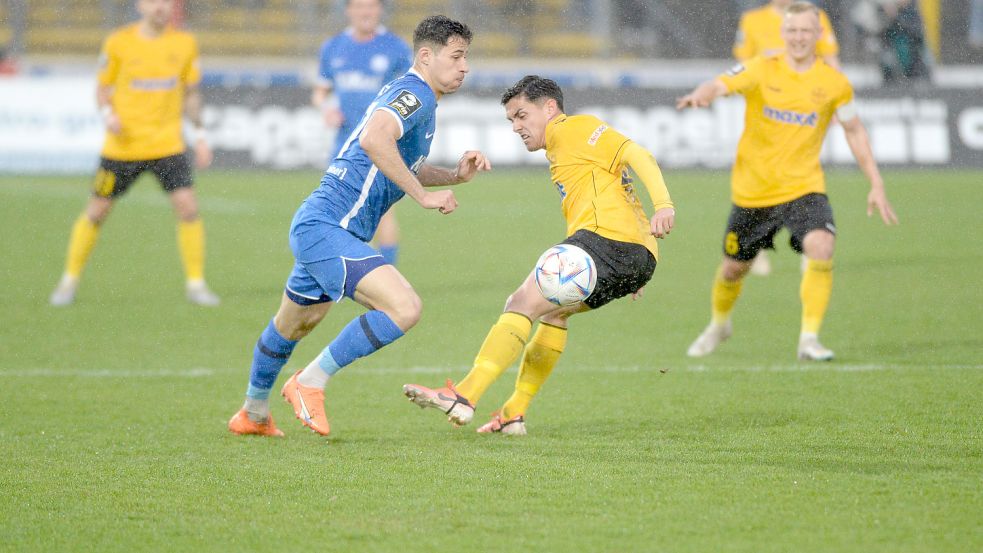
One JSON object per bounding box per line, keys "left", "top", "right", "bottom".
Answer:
{"left": 0, "top": 168, "right": 980, "bottom": 552}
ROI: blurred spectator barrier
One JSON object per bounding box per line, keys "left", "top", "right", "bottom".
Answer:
{"left": 2, "top": 76, "right": 983, "bottom": 173}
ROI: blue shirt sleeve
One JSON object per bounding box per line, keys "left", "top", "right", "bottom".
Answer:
{"left": 376, "top": 80, "right": 433, "bottom": 137}
{"left": 317, "top": 39, "right": 334, "bottom": 86}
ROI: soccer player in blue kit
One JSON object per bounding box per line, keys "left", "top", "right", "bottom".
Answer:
{"left": 228, "top": 15, "right": 490, "bottom": 437}
{"left": 313, "top": 0, "right": 412, "bottom": 266}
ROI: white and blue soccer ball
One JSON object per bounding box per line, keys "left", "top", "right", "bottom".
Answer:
{"left": 534, "top": 244, "right": 597, "bottom": 306}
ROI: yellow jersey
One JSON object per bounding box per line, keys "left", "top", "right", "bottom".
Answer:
{"left": 718, "top": 54, "right": 853, "bottom": 208}
{"left": 733, "top": 5, "right": 838, "bottom": 61}
{"left": 98, "top": 24, "right": 201, "bottom": 161}
{"left": 544, "top": 114, "right": 666, "bottom": 260}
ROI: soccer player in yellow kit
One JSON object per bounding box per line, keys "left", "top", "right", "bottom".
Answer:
{"left": 402, "top": 76, "right": 675, "bottom": 434}
{"left": 734, "top": 0, "right": 840, "bottom": 276}
{"left": 49, "top": 0, "right": 218, "bottom": 307}
{"left": 735, "top": 0, "right": 840, "bottom": 69}
{"left": 679, "top": 1, "right": 898, "bottom": 361}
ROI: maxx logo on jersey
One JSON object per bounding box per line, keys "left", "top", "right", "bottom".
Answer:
{"left": 763, "top": 106, "right": 818, "bottom": 127}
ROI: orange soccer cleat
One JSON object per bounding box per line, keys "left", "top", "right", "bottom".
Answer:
{"left": 228, "top": 408, "right": 285, "bottom": 437}
{"left": 281, "top": 370, "right": 330, "bottom": 436}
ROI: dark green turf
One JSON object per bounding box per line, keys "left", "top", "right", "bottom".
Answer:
{"left": 0, "top": 168, "right": 980, "bottom": 552}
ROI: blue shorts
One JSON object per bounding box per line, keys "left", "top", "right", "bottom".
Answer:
{"left": 285, "top": 217, "right": 386, "bottom": 306}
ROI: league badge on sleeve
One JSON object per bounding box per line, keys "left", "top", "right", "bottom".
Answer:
{"left": 725, "top": 63, "right": 746, "bottom": 77}
{"left": 387, "top": 90, "right": 422, "bottom": 119}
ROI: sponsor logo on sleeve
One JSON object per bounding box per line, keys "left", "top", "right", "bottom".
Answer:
{"left": 587, "top": 124, "right": 608, "bottom": 146}
{"left": 387, "top": 90, "right": 422, "bottom": 119}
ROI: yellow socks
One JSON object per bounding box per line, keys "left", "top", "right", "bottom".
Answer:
{"left": 711, "top": 266, "right": 744, "bottom": 325}
{"left": 455, "top": 312, "right": 532, "bottom": 404}
{"left": 800, "top": 258, "right": 833, "bottom": 335}
{"left": 64, "top": 214, "right": 101, "bottom": 278}
{"left": 502, "top": 323, "right": 567, "bottom": 420}
{"left": 177, "top": 219, "right": 206, "bottom": 282}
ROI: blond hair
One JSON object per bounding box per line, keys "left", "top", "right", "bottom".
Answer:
{"left": 786, "top": 1, "right": 820, "bottom": 18}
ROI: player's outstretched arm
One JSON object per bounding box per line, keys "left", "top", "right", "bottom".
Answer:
{"left": 185, "top": 85, "right": 213, "bottom": 169}
{"left": 417, "top": 151, "right": 491, "bottom": 187}
{"left": 96, "top": 84, "right": 121, "bottom": 134}
{"left": 311, "top": 84, "right": 343, "bottom": 128}
{"left": 676, "top": 79, "right": 728, "bottom": 110}
{"left": 622, "top": 142, "right": 675, "bottom": 238}
{"left": 840, "top": 115, "right": 899, "bottom": 225}
{"left": 360, "top": 110, "right": 457, "bottom": 214}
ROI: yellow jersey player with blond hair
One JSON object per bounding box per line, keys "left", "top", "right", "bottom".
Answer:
{"left": 735, "top": 0, "right": 841, "bottom": 69}
{"left": 734, "top": 0, "right": 841, "bottom": 277}
{"left": 403, "top": 75, "right": 675, "bottom": 435}
{"left": 678, "top": 1, "right": 898, "bottom": 361}
{"left": 49, "top": 0, "right": 218, "bottom": 307}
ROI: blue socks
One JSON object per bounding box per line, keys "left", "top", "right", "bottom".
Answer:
{"left": 246, "top": 319, "right": 298, "bottom": 399}
{"left": 246, "top": 311, "right": 403, "bottom": 399}
{"left": 379, "top": 245, "right": 399, "bottom": 266}
{"left": 320, "top": 310, "right": 404, "bottom": 374}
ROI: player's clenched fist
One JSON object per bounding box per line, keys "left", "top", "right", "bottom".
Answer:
{"left": 650, "top": 207, "right": 675, "bottom": 238}
{"left": 421, "top": 189, "right": 458, "bottom": 214}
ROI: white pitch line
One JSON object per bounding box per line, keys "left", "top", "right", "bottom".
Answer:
{"left": 1, "top": 363, "right": 979, "bottom": 379}
{"left": 0, "top": 368, "right": 216, "bottom": 378}
{"left": 0, "top": 184, "right": 257, "bottom": 215}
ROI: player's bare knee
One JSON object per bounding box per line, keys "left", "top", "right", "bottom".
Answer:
{"left": 503, "top": 286, "right": 538, "bottom": 315}
{"left": 539, "top": 311, "right": 570, "bottom": 327}
{"left": 386, "top": 291, "right": 422, "bottom": 330}
{"left": 802, "top": 231, "right": 835, "bottom": 260}
{"left": 85, "top": 198, "right": 112, "bottom": 224}
{"left": 721, "top": 259, "right": 751, "bottom": 281}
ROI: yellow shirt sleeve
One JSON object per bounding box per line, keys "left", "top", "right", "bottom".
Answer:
{"left": 621, "top": 142, "right": 673, "bottom": 211}
{"left": 817, "top": 10, "right": 840, "bottom": 57}
{"left": 732, "top": 14, "right": 754, "bottom": 61}
{"left": 834, "top": 78, "right": 854, "bottom": 110}
{"left": 182, "top": 35, "right": 202, "bottom": 86}
{"left": 96, "top": 34, "right": 120, "bottom": 86}
{"left": 718, "top": 57, "right": 764, "bottom": 95}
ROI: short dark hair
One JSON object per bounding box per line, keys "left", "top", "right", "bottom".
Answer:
{"left": 413, "top": 15, "right": 472, "bottom": 51}
{"left": 501, "top": 75, "right": 564, "bottom": 112}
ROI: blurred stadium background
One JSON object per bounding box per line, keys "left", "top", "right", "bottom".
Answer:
{"left": 1, "top": 0, "right": 981, "bottom": 173}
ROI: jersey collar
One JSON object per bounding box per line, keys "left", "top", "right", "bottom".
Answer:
{"left": 544, "top": 114, "right": 567, "bottom": 151}
{"left": 344, "top": 25, "right": 387, "bottom": 39}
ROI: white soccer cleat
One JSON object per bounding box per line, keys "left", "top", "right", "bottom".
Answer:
{"left": 798, "top": 335, "right": 834, "bottom": 361}
{"left": 403, "top": 380, "right": 475, "bottom": 426}
{"left": 186, "top": 280, "right": 220, "bottom": 306}
{"left": 476, "top": 413, "right": 527, "bottom": 436}
{"left": 49, "top": 275, "right": 79, "bottom": 307}
{"left": 686, "top": 321, "right": 733, "bottom": 357}
{"left": 749, "top": 251, "right": 772, "bottom": 276}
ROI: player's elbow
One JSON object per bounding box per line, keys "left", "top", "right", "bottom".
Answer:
{"left": 358, "top": 128, "right": 388, "bottom": 157}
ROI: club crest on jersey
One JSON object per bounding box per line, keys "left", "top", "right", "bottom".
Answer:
{"left": 388, "top": 90, "right": 421, "bottom": 119}
{"left": 725, "top": 63, "right": 746, "bottom": 77}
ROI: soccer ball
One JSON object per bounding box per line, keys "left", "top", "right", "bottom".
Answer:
{"left": 534, "top": 244, "right": 597, "bottom": 306}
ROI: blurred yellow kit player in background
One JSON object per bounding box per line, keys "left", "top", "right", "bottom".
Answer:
{"left": 679, "top": 1, "right": 898, "bottom": 361}
{"left": 50, "top": 0, "right": 218, "bottom": 307}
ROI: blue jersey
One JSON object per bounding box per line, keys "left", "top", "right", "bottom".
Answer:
{"left": 317, "top": 26, "right": 413, "bottom": 157}
{"left": 297, "top": 70, "right": 436, "bottom": 246}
